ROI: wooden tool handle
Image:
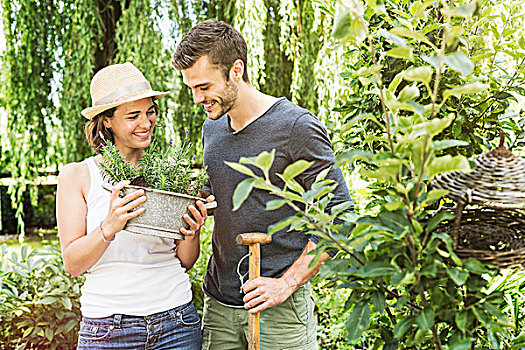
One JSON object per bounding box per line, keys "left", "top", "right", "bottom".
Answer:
{"left": 236, "top": 232, "right": 272, "bottom": 246}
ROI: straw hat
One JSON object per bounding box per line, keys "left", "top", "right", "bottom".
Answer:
{"left": 81, "top": 62, "right": 169, "bottom": 119}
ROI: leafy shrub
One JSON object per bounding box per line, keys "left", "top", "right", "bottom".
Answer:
{"left": 226, "top": 0, "right": 525, "bottom": 347}
{"left": 0, "top": 244, "right": 83, "bottom": 350}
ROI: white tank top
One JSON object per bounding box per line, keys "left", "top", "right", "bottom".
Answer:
{"left": 80, "top": 157, "right": 192, "bottom": 317}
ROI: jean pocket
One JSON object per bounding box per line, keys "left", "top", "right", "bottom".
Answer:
{"left": 178, "top": 303, "right": 201, "bottom": 328}
{"left": 78, "top": 322, "right": 114, "bottom": 342}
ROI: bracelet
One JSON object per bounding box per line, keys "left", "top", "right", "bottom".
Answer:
{"left": 99, "top": 222, "right": 114, "bottom": 243}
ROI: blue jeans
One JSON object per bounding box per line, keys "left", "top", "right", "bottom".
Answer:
{"left": 77, "top": 301, "right": 202, "bottom": 350}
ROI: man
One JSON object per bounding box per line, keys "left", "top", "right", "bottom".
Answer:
{"left": 172, "top": 19, "right": 352, "bottom": 349}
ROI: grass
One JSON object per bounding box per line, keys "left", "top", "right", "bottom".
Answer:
{"left": 0, "top": 228, "right": 60, "bottom": 254}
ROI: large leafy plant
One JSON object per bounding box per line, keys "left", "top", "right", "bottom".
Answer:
{"left": 226, "top": 0, "right": 525, "bottom": 348}
{"left": 0, "top": 244, "right": 83, "bottom": 349}
{"left": 100, "top": 138, "right": 207, "bottom": 196}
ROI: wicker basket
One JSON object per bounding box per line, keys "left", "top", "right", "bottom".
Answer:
{"left": 435, "top": 208, "right": 525, "bottom": 269}
{"left": 432, "top": 147, "right": 525, "bottom": 208}
{"left": 431, "top": 135, "right": 525, "bottom": 268}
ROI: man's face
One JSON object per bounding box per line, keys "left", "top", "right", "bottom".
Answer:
{"left": 181, "top": 55, "right": 238, "bottom": 120}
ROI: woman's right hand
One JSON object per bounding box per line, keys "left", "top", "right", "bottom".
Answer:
{"left": 100, "top": 180, "right": 147, "bottom": 241}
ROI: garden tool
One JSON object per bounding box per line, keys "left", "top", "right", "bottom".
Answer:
{"left": 236, "top": 232, "right": 272, "bottom": 350}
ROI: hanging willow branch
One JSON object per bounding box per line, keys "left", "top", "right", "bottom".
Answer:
{"left": 1, "top": 0, "right": 59, "bottom": 235}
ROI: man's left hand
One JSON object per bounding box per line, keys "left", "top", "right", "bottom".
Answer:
{"left": 180, "top": 195, "right": 215, "bottom": 237}
{"left": 242, "top": 277, "right": 295, "bottom": 314}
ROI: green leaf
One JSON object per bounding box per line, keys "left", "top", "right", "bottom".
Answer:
{"left": 266, "top": 199, "right": 287, "bottom": 211}
{"left": 40, "top": 296, "right": 57, "bottom": 305}
{"left": 345, "top": 302, "right": 370, "bottom": 343}
{"left": 61, "top": 297, "right": 72, "bottom": 310}
{"left": 390, "top": 27, "right": 436, "bottom": 49}
{"left": 332, "top": 4, "right": 367, "bottom": 45}
{"left": 394, "top": 316, "right": 415, "bottom": 339}
{"left": 433, "top": 139, "right": 469, "bottom": 150}
{"left": 268, "top": 216, "right": 297, "bottom": 235}
{"left": 398, "top": 83, "right": 419, "bottom": 102}
{"left": 403, "top": 66, "right": 433, "bottom": 85}
{"left": 449, "top": 338, "right": 474, "bottom": 350}
{"left": 446, "top": 2, "right": 479, "bottom": 17}
{"left": 415, "top": 308, "right": 435, "bottom": 331}
{"left": 412, "top": 114, "right": 454, "bottom": 137}
{"left": 356, "top": 262, "right": 396, "bottom": 277}
{"left": 225, "top": 161, "right": 256, "bottom": 177}
{"left": 443, "top": 83, "right": 489, "bottom": 102}
{"left": 463, "top": 258, "right": 490, "bottom": 275}
{"left": 444, "top": 52, "right": 474, "bottom": 77}
{"left": 20, "top": 245, "right": 28, "bottom": 260}
{"left": 426, "top": 189, "right": 450, "bottom": 202}
{"left": 426, "top": 211, "right": 455, "bottom": 232}
{"left": 367, "top": 0, "right": 386, "bottom": 15}
{"left": 384, "top": 200, "right": 405, "bottom": 211}
{"left": 488, "top": 329, "right": 500, "bottom": 350}
{"left": 342, "top": 114, "right": 382, "bottom": 132}
{"left": 377, "top": 28, "right": 406, "bottom": 46}
{"left": 422, "top": 55, "right": 440, "bottom": 70}
{"left": 256, "top": 150, "right": 275, "bottom": 173}
{"left": 232, "top": 178, "right": 257, "bottom": 211}
{"left": 372, "top": 291, "right": 385, "bottom": 314}
{"left": 455, "top": 310, "right": 473, "bottom": 333}
{"left": 428, "top": 155, "right": 470, "bottom": 178}
{"left": 281, "top": 160, "right": 313, "bottom": 182}
{"left": 45, "top": 327, "right": 53, "bottom": 341}
{"left": 353, "top": 65, "right": 381, "bottom": 77}
{"left": 447, "top": 268, "right": 469, "bottom": 286}
{"left": 23, "top": 327, "right": 33, "bottom": 338}
{"left": 386, "top": 46, "right": 414, "bottom": 61}
{"left": 388, "top": 71, "right": 405, "bottom": 93}
{"left": 315, "top": 168, "right": 330, "bottom": 183}
{"left": 335, "top": 150, "right": 374, "bottom": 167}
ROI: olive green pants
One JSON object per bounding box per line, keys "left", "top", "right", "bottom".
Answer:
{"left": 201, "top": 284, "right": 318, "bottom": 350}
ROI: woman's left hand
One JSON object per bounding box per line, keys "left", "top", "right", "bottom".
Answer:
{"left": 180, "top": 195, "right": 215, "bottom": 237}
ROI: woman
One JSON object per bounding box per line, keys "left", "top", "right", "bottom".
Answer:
{"left": 56, "top": 62, "right": 210, "bottom": 349}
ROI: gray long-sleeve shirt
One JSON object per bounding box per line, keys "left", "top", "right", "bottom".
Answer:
{"left": 202, "top": 98, "right": 352, "bottom": 307}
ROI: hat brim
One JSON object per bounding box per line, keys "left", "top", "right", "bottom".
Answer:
{"left": 81, "top": 90, "right": 169, "bottom": 120}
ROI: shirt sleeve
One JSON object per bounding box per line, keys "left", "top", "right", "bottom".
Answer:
{"left": 287, "top": 113, "right": 354, "bottom": 256}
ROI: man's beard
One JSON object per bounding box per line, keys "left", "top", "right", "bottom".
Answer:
{"left": 215, "top": 79, "right": 238, "bottom": 118}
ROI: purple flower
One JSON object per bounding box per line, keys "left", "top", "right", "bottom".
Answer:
{"left": 169, "top": 138, "right": 173, "bottom": 146}
{"left": 185, "top": 128, "right": 189, "bottom": 134}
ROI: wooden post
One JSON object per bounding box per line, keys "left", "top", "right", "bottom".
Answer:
{"left": 236, "top": 232, "right": 272, "bottom": 350}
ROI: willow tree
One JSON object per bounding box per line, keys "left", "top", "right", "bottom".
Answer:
{"left": 1, "top": 0, "right": 176, "bottom": 234}
{"left": 1, "top": 0, "right": 59, "bottom": 234}
{"left": 1, "top": 0, "right": 353, "bottom": 234}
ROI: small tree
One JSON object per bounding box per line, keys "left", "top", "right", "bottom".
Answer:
{"left": 227, "top": 0, "right": 525, "bottom": 348}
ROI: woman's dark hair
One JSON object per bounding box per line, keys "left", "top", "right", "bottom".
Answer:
{"left": 84, "top": 99, "right": 159, "bottom": 154}
{"left": 85, "top": 107, "right": 116, "bottom": 154}
{"left": 172, "top": 19, "right": 250, "bottom": 83}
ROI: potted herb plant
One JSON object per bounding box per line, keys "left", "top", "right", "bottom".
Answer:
{"left": 100, "top": 137, "right": 216, "bottom": 240}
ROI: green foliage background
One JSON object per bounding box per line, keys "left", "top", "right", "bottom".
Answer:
{"left": 2, "top": 0, "right": 525, "bottom": 349}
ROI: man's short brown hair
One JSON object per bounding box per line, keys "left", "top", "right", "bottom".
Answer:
{"left": 172, "top": 19, "right": 250, "bottom": 83}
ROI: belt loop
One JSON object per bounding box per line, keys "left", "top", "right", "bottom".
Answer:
{"left": 168, "top": 307, "right": 178, "bottom": 321}
{"left": 113, "top": 314, "right": 122, "bottom": 330}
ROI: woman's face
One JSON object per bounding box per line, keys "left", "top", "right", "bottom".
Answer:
{"left": 103, "top": 97, "right": 157, "bottom": 155}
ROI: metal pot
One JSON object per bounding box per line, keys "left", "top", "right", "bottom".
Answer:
{"left": 102, "top": 183, "right": 217, "bottom": 240}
